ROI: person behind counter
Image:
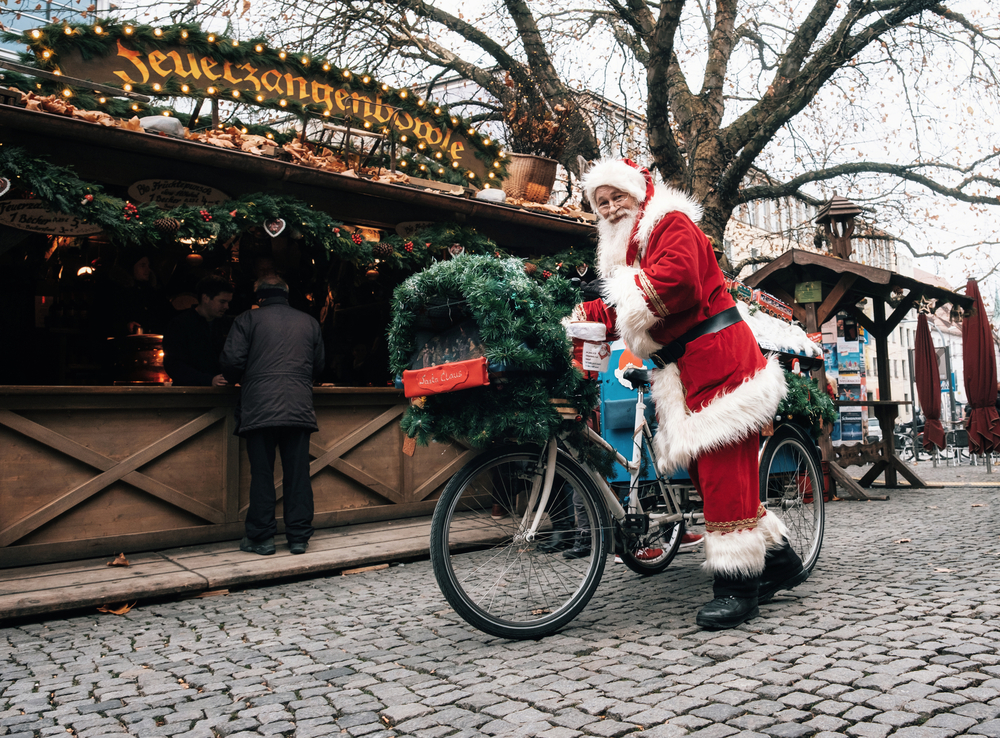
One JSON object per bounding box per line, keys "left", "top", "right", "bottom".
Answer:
{"left": 120, "top": 251, "right": 173, "bottom": 336}
{"left": 163, "top": 275, "right": 234, "bottom": 386}
{"left": 220, "top": 275, "right": 325, "bottom": 556}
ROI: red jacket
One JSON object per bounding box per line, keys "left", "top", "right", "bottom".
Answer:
{"left": 576, "top": 186, "right": 787, "bottom": 473}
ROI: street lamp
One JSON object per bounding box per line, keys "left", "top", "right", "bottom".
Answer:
{"left": 815, "top": 193, "right": 863, "bottom": 260}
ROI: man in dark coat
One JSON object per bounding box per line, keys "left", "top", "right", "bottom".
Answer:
{"left": 220, "top": 275, "right": 325, "bottom": 555}
{"left": 163, "top": 275, "right": 234, "bottom": 386}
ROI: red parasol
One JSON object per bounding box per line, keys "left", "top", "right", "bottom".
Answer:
{"left": 914, "top": 313, "right": 946, "bottom": 450}
{"left": 961, "top": 279, "right": 1000, "bottom": 454}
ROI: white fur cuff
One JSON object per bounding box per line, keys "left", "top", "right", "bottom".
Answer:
{"left": 702, "top": 528, "right": 767, "bottom": 577}
{"left": 758, "top": 509, "right": 790, "bottom": 550}
{"left": 603, "top": 268, "right": 661, "bottom": 359}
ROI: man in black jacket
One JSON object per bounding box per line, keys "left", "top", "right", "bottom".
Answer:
{"left": 220, "top": 276, "right": 325, "bottom": 555}
{"left": 163, "top": 275, "right": 234, "bottom": 386}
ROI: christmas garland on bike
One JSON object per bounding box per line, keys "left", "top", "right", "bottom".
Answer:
{"left": 388, "top": 255, "right": 600, "bottom": 449}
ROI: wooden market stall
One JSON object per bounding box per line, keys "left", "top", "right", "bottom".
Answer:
{"left": 744, "top": 248, "right": 972, "bottom": 498}
{"left": 0, "top": 98, "right": 596, "bottom": 567}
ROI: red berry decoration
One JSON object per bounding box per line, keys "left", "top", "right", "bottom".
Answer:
{"left": 352, "top": 233, "right": 364, "bottom": 245}
{"left": 542, "top": 270, "right": 552, "bottom": 279}
{"left": 404, "top": 241, "right": 414, "bottom": 253}
{"left": 123, "top": 202, "right": 139, "bottom": 221}
{"left": 199, "top": 209, "right": 212, "bottom": 222}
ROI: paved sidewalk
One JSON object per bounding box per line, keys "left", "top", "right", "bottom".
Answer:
{"left": 0, "top": 517, "right": 433, "bottom": 622}
{"left": 2, "top": 454, "right": 998, "bottom": 623}
{"left": 2, "top": 476, "right": 999, "bottom": 737}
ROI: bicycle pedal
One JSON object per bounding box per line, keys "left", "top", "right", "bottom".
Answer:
{"left": 622, "top": 513, "right": 649, "bottom": 535}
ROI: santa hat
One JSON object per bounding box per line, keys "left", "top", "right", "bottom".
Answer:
{"left": 581, "top": 158, "right": 654, "bottom": 209}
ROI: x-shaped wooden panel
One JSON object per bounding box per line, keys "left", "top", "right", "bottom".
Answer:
{"left": 0, "top": 407, "right": 228, "bottom": 547}
{"left": 242, "top": 405, "right": 476, "bottom": 511}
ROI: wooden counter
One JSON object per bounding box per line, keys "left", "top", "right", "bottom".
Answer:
{"left": 0, "top": 386, "right": 473, "bottom": 568}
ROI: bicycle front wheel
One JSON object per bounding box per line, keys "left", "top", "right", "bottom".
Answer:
{"left": 759, "top": 429, "right": 824, "bottom": 572}
{"left": 430, "top": 445, "right": 610, "bottom": 640}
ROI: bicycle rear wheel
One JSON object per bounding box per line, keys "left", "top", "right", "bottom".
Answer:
{"left": 759, "top": 429, "right": 824, "bottom": 572}
{"left": 430, "top": 445, "right": 610, "bottom": 640}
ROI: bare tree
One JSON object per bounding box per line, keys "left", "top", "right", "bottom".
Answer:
{"left": 114, "top": 0, "right": 1000, "bottom": 273}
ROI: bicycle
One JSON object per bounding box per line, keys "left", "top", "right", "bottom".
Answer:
{"left": 429, "top": 367, "right": 825, "bottom": 640}
{"left": 894, "top": 430, "right": 930, "bottom": 462}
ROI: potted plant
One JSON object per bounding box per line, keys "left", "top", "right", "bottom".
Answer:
{"left": 499, "top": 87, "right": 574, "bottom": 203}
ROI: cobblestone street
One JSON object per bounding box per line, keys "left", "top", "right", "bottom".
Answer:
{"left": 3, "top": 471, "right": 999, "bottom": 738}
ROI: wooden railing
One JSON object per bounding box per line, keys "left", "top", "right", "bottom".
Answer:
{"left": 0, "top": 386, "right": 474, "bottom": 568}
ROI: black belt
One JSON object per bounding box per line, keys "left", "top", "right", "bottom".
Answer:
{"left": 650, "top": 306, "right": 743, "bottom": 368}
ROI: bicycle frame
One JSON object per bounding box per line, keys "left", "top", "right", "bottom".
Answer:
{"left": 518, "top": 381, "right": 700, "bottom": 545}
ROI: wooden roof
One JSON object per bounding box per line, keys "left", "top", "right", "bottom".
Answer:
{"left": 0, "top": 105, "right": 595, "bottom": 254}
{"left": 744, "top": 248, "right": 971, "bottom": 330}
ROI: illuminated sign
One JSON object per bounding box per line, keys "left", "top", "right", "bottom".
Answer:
{"left": 54, "top": 41, "right": 489, "bottom": 179}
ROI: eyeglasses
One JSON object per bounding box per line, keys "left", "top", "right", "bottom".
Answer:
{"left": 596, "top": 192, "right": 633, "bottom": 215}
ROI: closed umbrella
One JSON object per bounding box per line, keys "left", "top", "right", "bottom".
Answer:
{"left": 914, "top": 313, "right": 946, "bottom": 450}
{"left": 961, "top": 279, "right": 1000, "bottom": 454}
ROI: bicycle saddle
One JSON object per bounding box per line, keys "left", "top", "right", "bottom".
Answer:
{"left": 622, "top": 366, "right": 650, "bottom": 389}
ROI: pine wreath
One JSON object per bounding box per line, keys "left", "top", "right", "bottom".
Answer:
{"left": 388, "top": 255, "right": 598, "bottom": 448}
{"left": 777, "top": 371, "right": 838, "bottom": 437}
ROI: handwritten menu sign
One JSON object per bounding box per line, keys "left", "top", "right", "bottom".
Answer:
{"left": 128, "top": 179, "right": 230, "bottom": 208}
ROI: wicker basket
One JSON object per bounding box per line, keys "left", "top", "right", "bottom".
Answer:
{"left": 501, "top": 153, "right": 559, "bottom": 203}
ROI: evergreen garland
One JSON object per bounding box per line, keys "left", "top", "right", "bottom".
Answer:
{"left": 388, "top": 255, "right": 599, "bottom": 448}
{"left": 776, "top": 372, "right": 838, "bottom": 437}
{"left": 1, "top": 19, "right": 509, "bottom": 186}
{"left": 0, "top": 144, "right": 369, "bottom": 261}
{"left": 0, "top": 145, "right": 594, "bottom": 282}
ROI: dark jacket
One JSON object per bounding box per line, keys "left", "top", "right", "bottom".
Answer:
{"left": 220, "top": 296, "right": 325, "bottom": 435}
{"left": 163, "top": 308, "right": 230, "bottom": 386}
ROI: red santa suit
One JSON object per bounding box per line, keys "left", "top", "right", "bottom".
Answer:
{"left": 577, "top": 160, "right": 789, "bottom": 580}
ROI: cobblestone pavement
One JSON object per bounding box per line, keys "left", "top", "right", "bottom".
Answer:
{"left": 3, "top": 483, "right": 1000, "bottom": 738}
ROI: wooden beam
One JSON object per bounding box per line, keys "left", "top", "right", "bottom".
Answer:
{"left": 411, "top": 448, "right": 481, "bottom": 502}
{"left": 885, "top": 292, "right": 919, "bottom": 333}
{"left": 307, "top": 405, "right": 405, "bottom": 476}
{"left": 843, "top": 304, "right": 877, "bottom": 337}
{"left": 816, "top": 274, "right": 858, "bottom": 326}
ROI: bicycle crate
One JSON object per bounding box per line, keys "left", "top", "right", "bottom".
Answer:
{"left": 401, "top": 319, "right": 491, "bottom": 398}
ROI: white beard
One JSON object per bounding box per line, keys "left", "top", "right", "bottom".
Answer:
{"left": 596, "top": 209, "right": 639, "bottom": 279}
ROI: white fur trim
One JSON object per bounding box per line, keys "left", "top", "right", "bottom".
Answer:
{"left": 758, "top": 509, "right": 790, "bottom": 551}
{"left": 582, "top": 159, "right": 648, "bottom": 208}
{"left": 702, "top": 528, "right": 767, "bottom": 577}
{"left": 635, "top": 187, "right": 704, "bottom": 252}
{"left": 595, "top": 212, "right": 636, "bottom": 280}
{"left": 652, "top": 355, "right": 788, "bottom": 475}
{"left": 603, "top": 268, "right": 662, "bottom": 358}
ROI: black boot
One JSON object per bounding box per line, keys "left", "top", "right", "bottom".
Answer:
{"left": 758, "top": 539, "right": 808, "bottom": 604}
{"left": 562, "top": 530, "right": 591, "bottom": 559}
{"left": 537, "top": 529, "right": 575, "bottom": 553}
{"left": 696, "top": 572, "right": 760, "bottom": 630}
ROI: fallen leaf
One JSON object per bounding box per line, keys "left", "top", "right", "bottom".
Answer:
{"left": 97, "top": 602, "right": 135, "bottom": 615}
{"left": 106, "top": 553, "right": 130, "bottom": 567}
{"left": 894, "top": 538, "right": 911, "bottom": 543}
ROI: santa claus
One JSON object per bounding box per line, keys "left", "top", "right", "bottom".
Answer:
{"left": 575, "top": 158, "right": 809, "bottom": 629}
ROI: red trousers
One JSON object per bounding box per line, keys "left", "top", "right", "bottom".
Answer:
{"left": 687, "top": 431, "right": 762, "bottom": 533}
